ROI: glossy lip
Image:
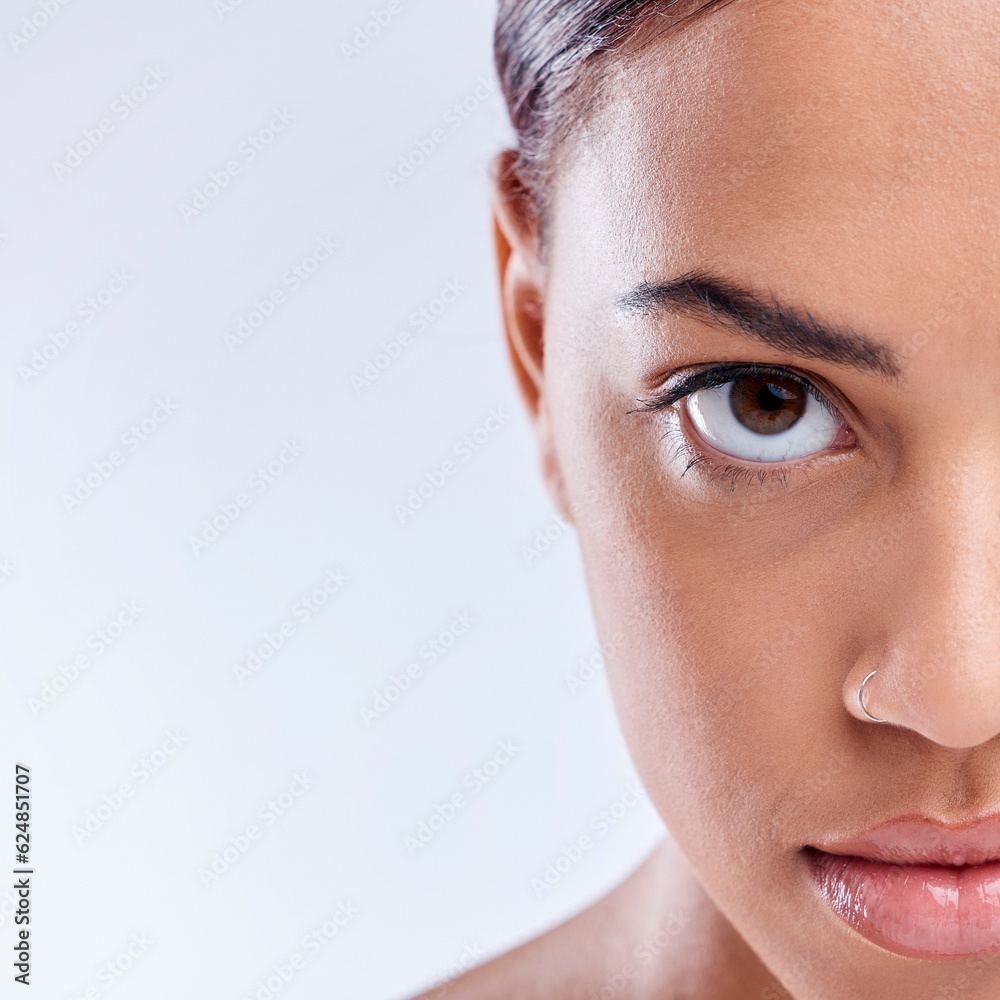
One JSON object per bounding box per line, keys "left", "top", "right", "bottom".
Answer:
{"left": 808, "top": 815, "right": 1000, "bottom": 959}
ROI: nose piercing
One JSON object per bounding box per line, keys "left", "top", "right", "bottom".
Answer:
{"left": 858, "top": 669, "right": 888, "bottom": 723}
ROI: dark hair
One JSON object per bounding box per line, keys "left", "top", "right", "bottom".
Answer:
{"left": 494, "top": 0, "right": 736, "bottom": 228}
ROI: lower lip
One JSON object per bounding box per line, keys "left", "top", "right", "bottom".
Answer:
{"left": 809, "top": 849, "right": 1000, "bottom": 958}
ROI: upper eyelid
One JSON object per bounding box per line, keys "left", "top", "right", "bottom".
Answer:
{"left": 634, "top": 363, "right": 842, "bottom": 416}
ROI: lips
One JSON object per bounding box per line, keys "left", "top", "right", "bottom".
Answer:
{"left": 808, "top": 816, "right": 1000, "bottom": 959}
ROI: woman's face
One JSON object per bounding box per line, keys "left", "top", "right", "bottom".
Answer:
{"left": 498, "top": 1, "right": 1000, "bottom": 995}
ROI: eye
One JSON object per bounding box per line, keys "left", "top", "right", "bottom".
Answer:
{"left": 684, "top": 372, "right": 845, "bottom": 462}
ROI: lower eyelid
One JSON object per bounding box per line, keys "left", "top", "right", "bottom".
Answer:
{"left": 664, "top": 417, "right": 802, "bottom": 494}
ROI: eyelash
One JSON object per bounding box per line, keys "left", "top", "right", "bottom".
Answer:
{"left": 632, "top": 363, "right": 849, "bottom": 497}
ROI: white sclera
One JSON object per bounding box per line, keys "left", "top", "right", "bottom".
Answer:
{"left": 686, "top": 382, "right": 840, "bottom": 462}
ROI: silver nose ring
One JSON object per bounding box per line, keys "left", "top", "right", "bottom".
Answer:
{"left": 858, "top": 669, "right": 888, "bottom": 723}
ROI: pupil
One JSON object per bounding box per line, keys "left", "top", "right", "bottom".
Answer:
{"left": 757, "top": 384, "right": 786, "bottom": 412}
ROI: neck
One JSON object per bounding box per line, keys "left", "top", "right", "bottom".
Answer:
{"left": 633, "top": 838, "right": 780, "bottom": 1000}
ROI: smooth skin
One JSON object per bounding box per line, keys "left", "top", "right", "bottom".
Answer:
{"left": 419, "top": 2, "right": 1000, "bottom": 997}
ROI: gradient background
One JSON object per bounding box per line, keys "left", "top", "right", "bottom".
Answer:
{"left": 0, "top": 1, "right": 664, "bottom": 996}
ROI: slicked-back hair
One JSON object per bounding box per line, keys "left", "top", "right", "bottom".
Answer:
{"left": 494, "top": 0, "right": 736, "bottom": 231}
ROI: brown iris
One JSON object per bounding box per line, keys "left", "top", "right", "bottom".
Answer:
{"left": 729, "top": 376, "right": 807, "bottom": 435}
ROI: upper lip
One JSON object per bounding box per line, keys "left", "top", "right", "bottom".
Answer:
{"left": 810, "top": 815, "right": 1000, "bottom": 867}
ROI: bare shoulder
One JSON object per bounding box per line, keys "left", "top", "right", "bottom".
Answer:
{"left": 409, "top": 840, "right": 695, "bottom": 1000}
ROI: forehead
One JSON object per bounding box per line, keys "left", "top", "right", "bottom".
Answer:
{"left": 550, "top": 0, "right": 1000, "bottom": 337}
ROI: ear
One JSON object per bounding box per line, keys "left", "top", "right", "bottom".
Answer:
{"left": 490, "top": 151, "right": 573, "bottom": 523}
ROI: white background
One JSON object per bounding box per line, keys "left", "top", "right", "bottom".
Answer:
{"left": 0, "top": 1, "right": 665, "bottom": 997}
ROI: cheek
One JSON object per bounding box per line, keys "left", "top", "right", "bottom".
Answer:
{"left": 579, "top": 520, "right": 842, "bottom": 848}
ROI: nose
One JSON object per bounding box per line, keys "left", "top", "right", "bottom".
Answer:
{"left": 844, "top": 474, "right": 1000, "bottom": 749}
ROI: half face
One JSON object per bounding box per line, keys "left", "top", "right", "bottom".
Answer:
{"left": 510, "top": 1, "right": 1000, "bottom": 995}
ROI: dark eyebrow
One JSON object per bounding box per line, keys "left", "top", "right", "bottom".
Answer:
{"left": 615, "top": 270, "right": 901, "bottom": 379}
